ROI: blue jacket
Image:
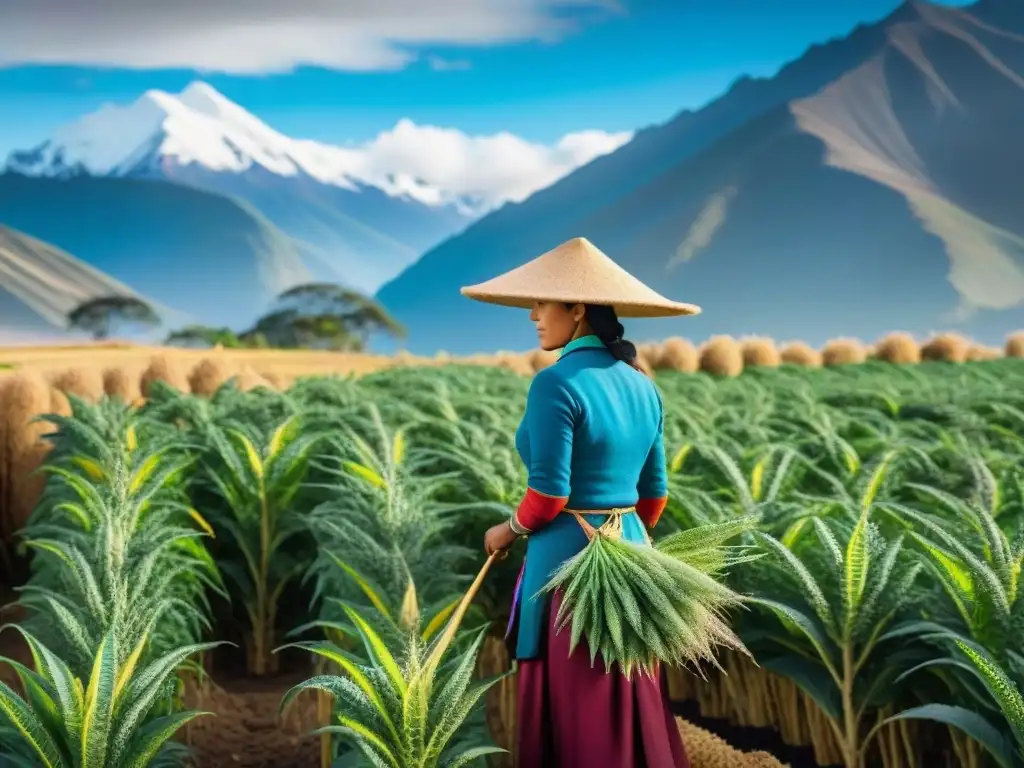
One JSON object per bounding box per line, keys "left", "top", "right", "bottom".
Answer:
{"left": 510, "top": 334, "right": 667, "bottom": 659}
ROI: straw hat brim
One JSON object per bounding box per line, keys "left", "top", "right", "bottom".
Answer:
{"left": 459, "top": 288, "right": 700, "bottom": 318}
{"left": 460, "top": 237, "right": 702, "bottom": 318}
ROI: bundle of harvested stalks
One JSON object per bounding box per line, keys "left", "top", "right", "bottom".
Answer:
{"left": 659, "top": 338, "right": 700, "bottom": 373}
{"left": 821, "top": 338, "right": 867, "bottom": 366}
{"left": 780, "top": 341, "right": 821, "bottom": 367}
{"left": 188, "top": 357, "right": 236, "bottom": 396}
{"left": 740, "top": 337, "right": 781, "bottom": 368}
{"left": 966, "top": 345, "right": 1001, "bottom": 362}
{"left": 102, "top": 366, "right": 141, "bottom": 402}
{"left": 920, "top": 332, "right": 970, "bottom": 363}
{"left": 542, "top": 515, "right": 758, "bottom": 679}
{"left": 49, "top": 366, "right": 105, "bottom": 401}
{"left": 873, "top": 332, "right": 920, "bottom": 364}
{"left": 1007, "top": 331, "right": 1024, "bottom": 358}
{"left": 699, "top": 336, "right": 743, "bottom": 377}
{"left": 140, "top": 354, "right": 189, "bottom": 396}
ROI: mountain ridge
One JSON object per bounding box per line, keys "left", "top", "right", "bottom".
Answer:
{"left": 0, "top": 224, "right": 165, "bottom": 343}
{"left": 376, "top": 0, "right": 1024, "bottom": 355}
{"left": 375, "top": 0, "right": 929, "bottom": 298}
{"left": 0, "top": 173, "right": 311, "bottom": 332}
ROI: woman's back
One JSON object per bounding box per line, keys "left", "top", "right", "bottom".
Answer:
{"left": 511, "top": 335, "right": 667, "bottom": 659}
{"left": 514, "top": 337, "right": 664, "bottom": 510}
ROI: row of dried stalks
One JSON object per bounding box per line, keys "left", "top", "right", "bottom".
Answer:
{"left": 0, "top": 353, "right": 290, "bottom": 572}
{"left": 522, "top": 329, "right": 1024, "bottom": 376}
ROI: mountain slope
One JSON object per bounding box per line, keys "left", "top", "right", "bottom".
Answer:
{"left": 377, "top": 0, "right": 1024, "bottom": 354}
{"left": 0, "top": 225, "right": 153, "bottom": 343}
{"left": 6, "top": 83, "right": 475, "bottom": 291}
{"left": 0, "top": 174, "right": 308, "bottom": 331}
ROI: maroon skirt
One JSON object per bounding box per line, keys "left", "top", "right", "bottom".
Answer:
{"left": 514, "top": 592, "right": 690, "bottom": 768}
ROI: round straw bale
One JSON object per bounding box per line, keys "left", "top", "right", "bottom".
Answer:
{"left": 821, "top": 338, "right": 867, "bottom": 366}
{"left": 740, "top": 337, "right": 781, "bottom": 368}
{"left": 873, "top": 332, "right": 920, "bottom": 364}
{"left": 920, "top": 332, "right": 970, "bottom": 363}
{"left": 779, "top": 341, "right": 822, "bottom": 367}
{"left": 699, "top": 336, "right": 743, "bottom": 377}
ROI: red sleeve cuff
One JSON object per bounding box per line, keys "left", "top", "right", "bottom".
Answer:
{"left": 636, "top": 497, "right": 668, "bottom": 529}
{"left": 516, "top": 488, "right": 569, "bottom": 532}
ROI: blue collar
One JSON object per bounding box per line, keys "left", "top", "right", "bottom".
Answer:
{"left": 560, "top": 334, "right": 605, "bottom": 358}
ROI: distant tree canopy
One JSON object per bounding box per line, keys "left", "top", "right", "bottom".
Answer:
{"left": 67, "top": 295, "right": 161, "bottom": 340}
{"left": 164, "top": 325, "right": 246, "bottom": 349}
{"left": 163, "top": 282, "right": 404, "bottom": 352}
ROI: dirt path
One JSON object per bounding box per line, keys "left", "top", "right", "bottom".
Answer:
{"left": 182, "top": 673, "right": 321, "bottom": 768}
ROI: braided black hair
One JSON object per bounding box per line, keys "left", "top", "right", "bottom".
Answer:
{"left": 567, "top": 303, "right": 643, "bottom": 373}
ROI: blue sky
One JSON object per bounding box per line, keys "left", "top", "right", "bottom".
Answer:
{"left": 0, "top": 0, "right": 973, "bottom": 156}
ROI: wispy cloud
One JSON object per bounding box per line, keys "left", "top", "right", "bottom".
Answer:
{"left": 427, "top": 55, "right": 473, "bottom": 72}
{"left": 670, "top": 186, "right": 738, "bottom": 269}
{"left": 0, "top": 0, "right": 618, "bottom": 74}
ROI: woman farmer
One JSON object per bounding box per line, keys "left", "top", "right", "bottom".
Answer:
{"left": 465, "top": 237, "right": 701, "bottom": 768}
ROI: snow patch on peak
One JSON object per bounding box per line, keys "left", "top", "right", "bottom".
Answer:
{"left": 9, "top": 82, "right": 333, "bottom": 181}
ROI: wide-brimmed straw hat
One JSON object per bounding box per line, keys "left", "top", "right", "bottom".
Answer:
{"left": 460, "top": 237, "right": 701, "bottom": 318}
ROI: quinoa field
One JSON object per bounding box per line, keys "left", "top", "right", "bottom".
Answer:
{"left": 1, "top": 335, "right": 1024, "bottom": 768}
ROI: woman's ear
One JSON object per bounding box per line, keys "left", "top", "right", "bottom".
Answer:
{"left": 572, "top": 303, "right": 586, "bottom": 323}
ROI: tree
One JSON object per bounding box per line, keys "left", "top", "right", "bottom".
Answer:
{"left": 165, "top": 325, "right": 244, "bottom": 348}
{"left": 245, "top": 282, "right": 405, "bottom": 351}
{"left": 66, "top": 295, "right": 161, "bottom": 340}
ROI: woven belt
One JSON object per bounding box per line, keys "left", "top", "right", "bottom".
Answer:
{"left": 563, "top": 506, "right": 635, "bottom": 516}
{"left": 564, "top": 506, "right": 637, "bottom": 542}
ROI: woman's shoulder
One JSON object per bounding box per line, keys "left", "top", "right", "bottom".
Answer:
{"left": 526, "top": 363, "right": 583, "bottom": 411}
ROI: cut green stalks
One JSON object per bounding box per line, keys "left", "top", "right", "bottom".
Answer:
{"left": 542, "top": 515, "right": 760, "bottom": 679}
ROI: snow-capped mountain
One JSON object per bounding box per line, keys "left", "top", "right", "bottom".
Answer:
{"left": 8, "top": 81, "right": 469, "bottom": 212}
{"left": 4, "top": 82, "right": 477, "bottom": 291}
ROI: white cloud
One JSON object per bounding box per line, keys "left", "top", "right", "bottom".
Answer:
{"left": 0, "top": 0, "right": 619, "bottom": 73}
{"left": 339, "top": 119, "right": 634, "bottom": 209}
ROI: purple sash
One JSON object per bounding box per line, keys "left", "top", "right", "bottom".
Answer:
{"left": 505, "top": 561, "right": 525, "bottom": 639}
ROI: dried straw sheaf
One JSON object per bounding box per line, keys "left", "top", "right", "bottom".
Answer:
{"left": 140, "top": 354, "right": 189, "bottom": 397}
{"left": 966, "top": 345, "right": 1002, "bottom": 362}
{"left": 921, "top": 332, "right": 971, "bottom": 363}
{"left": 0, "top": 374, "right": 54, "bottom": 544}
{"left": 780, "top": 341, "right": 822, "bottom": 367}
{"left": 48, "top": 387, "right": 72, "bottom": 418}
{"left": 231, "top": 366, "right": 273, "bottom": 392}
{"left": 873, "top": 332, "right": 920, "bottom": 364}
{"left": 699, "top": 336, "right": 743, "bottom": 377}
{"left": 636, "top": 342, "right": 663, "bottom": 371}
{"left": 49, "top": 366, "right": 105, "bottom": 401}
{"left": 102, "top": 367, "right": 142, "bottom": 403}
{"left": 740, "top": 337, "right": 781, "bottom": 368}
{"left": 1006, "top": 331, "right": 1024, "bottom": 358}
{"left": 188, "top": 357, "right": 237, "bottom": 397}
{"left": 261, "top": 371, "right": 290, "bottom": 391}
{"left": 821, "top": 338, "right": 867, "bottom": 366}
{"left": 658, "top": 338, "right": 700, "bottom": 373}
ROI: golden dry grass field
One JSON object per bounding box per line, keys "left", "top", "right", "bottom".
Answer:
{"left": 0, "top": 328, "right": 1022, "bottom": 390}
